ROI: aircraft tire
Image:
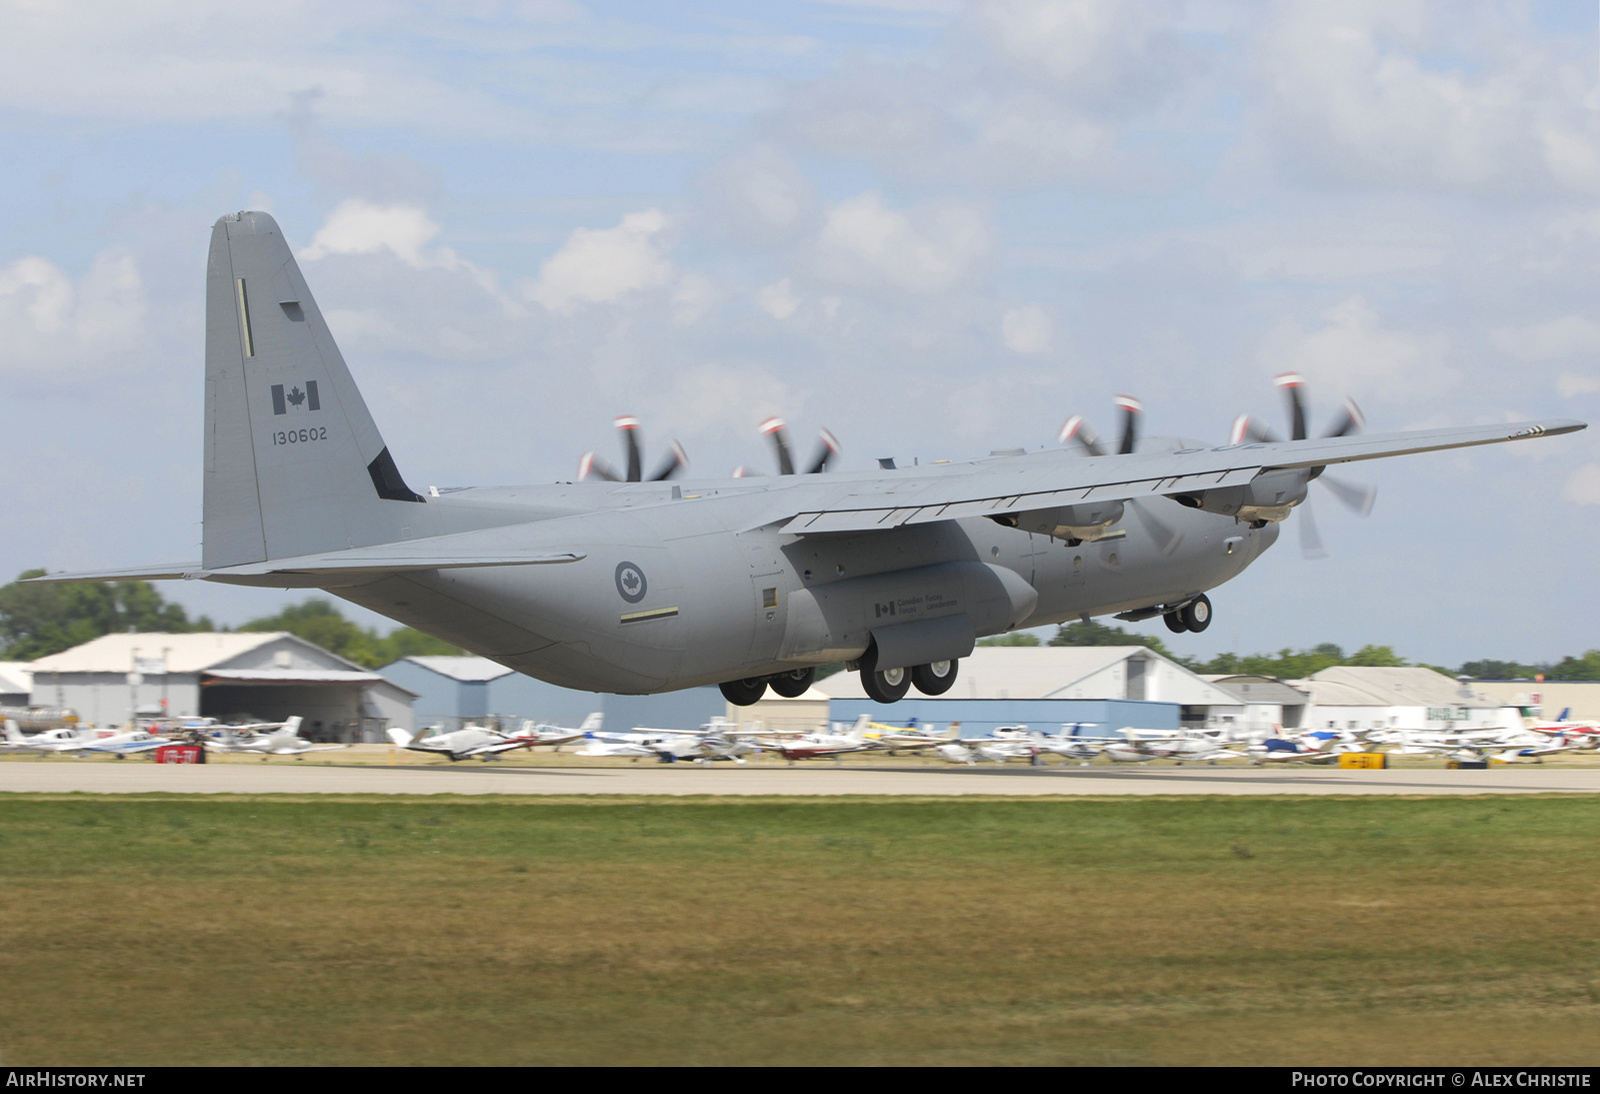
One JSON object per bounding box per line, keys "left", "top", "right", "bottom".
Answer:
{"left": 767, "top": 667, "right": 815, "bottom": 698}
{"left": 911, "top": 659, "right": 959, "bottom": 696}
{"left": 720, "top": 677, "right": 768, "bottom": 706}
{"left": 858, "top": 641, "right": 911, "bottom": 703}
{"left": 1163, "top": 611, "right": 1186, "bottom": 633}
{"left": 1180, "top": 594, "right": 1212, "bottom": 633}
{"left": 862, "top": 666, "right": 911, "bottom": 703}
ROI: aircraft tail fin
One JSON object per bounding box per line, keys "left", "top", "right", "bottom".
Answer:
{"left": 387, "top": 727, "right": 414, "bottom": 749}
{"left": 1558, "top": 707, "right": 1571, "bottom": 722}
{"left": 203, "top": 211, "right": 427, "bottom": 570}
{"left": 3, "top": 719, "right": 20, "bottom": 742}
{"left": 580, "top": 712, "right": 603, "bottom": 732}
{"left": 282, "top": 715, "right": 303, "bottom": 736}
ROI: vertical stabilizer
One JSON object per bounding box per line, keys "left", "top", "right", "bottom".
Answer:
{"left": 203, "top": 212, "right": 424, "bottom": 570}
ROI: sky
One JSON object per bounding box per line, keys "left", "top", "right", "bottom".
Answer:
{"left": 2, "top": 0, "right": 1598, "bottom": 667}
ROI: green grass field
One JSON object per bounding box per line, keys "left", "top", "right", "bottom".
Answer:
{"left": 2, "top": 793, "right": 1598, "bottom": 1066}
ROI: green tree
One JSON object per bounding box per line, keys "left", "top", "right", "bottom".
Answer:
{"left": 1458, "top": 659, "right": 1541, "bottom": 680}
{"left": 1544, "top": 651, "right": 1600, "bottom": 682}
{"left": 0, "top": 570, "right": 213, "bottom": 660}
{"left": 1049, "top": 620, "right": 1177, "bottom": 660}
{"left": 239, "top": 598, "right": 462, "bottom": 668}
{"left": 978, "top": 632, "right": 1041, "bottom": 647}
{"left": 1189, "top": 645, "right": 1347, "bottom": 678}
{"left": 1345, "top": 644, "right": 1408, "bottom": 667}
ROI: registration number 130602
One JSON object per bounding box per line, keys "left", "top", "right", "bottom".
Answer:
{"left": 273, "top": 427, "right": 327, "bottom": 446}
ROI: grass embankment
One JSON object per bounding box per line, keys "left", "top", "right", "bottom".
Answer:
{"left": 1, "top": 794, "right": 1597, "bottom": 1066}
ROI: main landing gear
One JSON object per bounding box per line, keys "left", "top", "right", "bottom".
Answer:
{"left": 1162, "top": 593, "right": 1212, "bottom": 634}
{"left": 719, "top": 666, "right": 817, "bottom": 706}
{"left": 719, "top": 653, "right": 961, "bottom": 707}
{"left": 860, "top": 645, "right": 960, "bottom": 704}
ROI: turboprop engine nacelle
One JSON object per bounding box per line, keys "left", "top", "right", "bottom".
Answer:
{"left": 994, "top": 501, "right": 1125, "bottom": 542}
{"left": 1170, "top": 469, "right": 1309, "bottom": 523}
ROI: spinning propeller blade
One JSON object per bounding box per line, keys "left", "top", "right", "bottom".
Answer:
{"left": 615, "top": 415, "right": 643, "bottom": 482}
{"left": 1114, "top": 395, "right": 1143, "bottom": 454}
{"left": 760, "top": 417, "right": 795, "bottom": 475}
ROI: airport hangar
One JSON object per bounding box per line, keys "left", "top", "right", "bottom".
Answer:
{"left": 377, "top": 655, "right": 726, "bottom": 733}
{"left": 374, "top": 647, "right": 1234, "bottom": 737}
{"left": 25, "top": 632, "right": 417, "bottom": 742}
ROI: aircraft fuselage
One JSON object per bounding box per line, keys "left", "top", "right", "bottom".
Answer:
{"left": 224, "top": 469, "right": 1278, "bottom": 694}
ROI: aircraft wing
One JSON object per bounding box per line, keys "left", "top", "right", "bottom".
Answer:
{"left": 779, "top": 420, "right": 1584, "bottom": 535}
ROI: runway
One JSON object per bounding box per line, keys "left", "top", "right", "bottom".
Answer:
{"left": 4, "top": 759, "right": 1600, "bottom": 796}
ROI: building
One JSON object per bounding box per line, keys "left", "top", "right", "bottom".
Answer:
{"left": 808, "top": 646, "right": 1247, "bottom": 736}
{"left": 1293, "top": 666, "right": 1519, "bottom": 733}
{"left": 378, "top": 656, "right": 726, "bottom": 732}
{"left": 26, "top": 632, "right": 417, "bottom": 741}
{"left": 1203, "top": 675, "right": 1311, "bottom": 732}
{"left": 0, "top": 662, "right": 33, "bottom": 708}
{"left": 1466, "top": 680, "right": 1600, "bottom": 724}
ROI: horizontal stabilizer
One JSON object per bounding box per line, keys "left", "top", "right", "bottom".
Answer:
{"left": 207, "top": 546, "right": 585, "bottom": 577}
{"left": 30, "top": 529, "right": 587, "bottom": 583}
{"left": 26, "top": 563, "right": 206, "bottom": 584}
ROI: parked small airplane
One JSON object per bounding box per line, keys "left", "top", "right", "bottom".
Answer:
{"left": 75, "top": 729, "right": 176, "bottom": 758}
{"left": 500, "top": 712, "right": 602, "bottom": 750}
{"left": 754, "top": 715, "right": 881, "bottom": 760}
{"left": 1, "top": 722, "right": 95, "bottom": 754}
{"left": 207, "top": 717, "right": 347, "bottom": 756}
{"left": 389, "top": 723, "right": 537, "bottom": 761}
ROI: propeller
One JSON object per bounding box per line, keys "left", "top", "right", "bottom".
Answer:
{"left": 1229, "top": 373, "right": 1377, "bottom": 557}
{"left": 757, "top": 417, "right": 841, "bottom": 476}
{"left": 578, "top": 415, "right": 688, "bottom": 482}
{"left": 1059, "top": 394, "right": 1143, "bottom": 457}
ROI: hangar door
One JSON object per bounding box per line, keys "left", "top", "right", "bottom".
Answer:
{"left": 201, "top": 669, "right": 387, "bottom": 742}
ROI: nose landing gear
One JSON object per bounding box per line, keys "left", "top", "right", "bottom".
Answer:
{"left": 1163, "top": 593, "right": 1212, "bottom": 633}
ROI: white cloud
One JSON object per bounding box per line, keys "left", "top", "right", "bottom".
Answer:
{"left": 654, "top": 363, "right": 793, "bottom": 440}
{"left": 671, "top": 273, "right": 717, "bottom": 325}
{"left": 697, "top": 145, "right": 817, "bottom": 246}
{"left": 1563, "top": 464, "right": 1600, "bottom": 506}
{"left": 1490, "top": 316, "right": 1600, "bottom": 362}
{"left": 301, "top": 201, "right": 446, "bottom": 267}
{"left": 0, "top": 250, "right": 145, "bottom": 372}
{"left": 967, "top": 0, "right": 1189, "bottom": 110}
{"left": 1254, "top": 2, "right": 1600, "bottom": 195}
{"left": 1558, "top": 372, "right": 1600, "bottom": 399}
{"left": 1258, "top": 296, "right": 1453, "bottom": 400}
{"left": 757, "top": 278, "right": 801, "bottom": 319}
{"left": 1001, "top": 305, "right": 1052, "bottom": 353}
{"left": 813, "top": 191, "right": 988, "bottom": 293}
{"left": 524, "top": 210, "right": 674, "bottom": 314}
{"left": 0, "top": 256, "right": 72, "bottom": 334}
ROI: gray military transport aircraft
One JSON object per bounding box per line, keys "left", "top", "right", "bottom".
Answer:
{"left": 34, "top": 212, "right": 1587, "bottom": 705}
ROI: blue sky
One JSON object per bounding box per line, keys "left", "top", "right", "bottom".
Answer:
{"left": 3, "top": 0, "right": 1598, "bottom": 666}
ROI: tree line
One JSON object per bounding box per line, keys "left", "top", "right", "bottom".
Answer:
{"left": 0, "top": 572, "right": 459, "bottom": 668}
{"left": 979, "top": 620, "right": 1600, "bottom": 681}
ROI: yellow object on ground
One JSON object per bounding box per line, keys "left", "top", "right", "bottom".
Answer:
{"left": 1338, "top": 752, "right": 1388, "bottom": 769}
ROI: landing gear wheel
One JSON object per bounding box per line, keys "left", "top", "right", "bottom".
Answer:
{"left": 862, "top": 665, "right": 911, "bottom": 703}
{"left": 767, "top": 667, "right": 815, "bottom": 698}
{"left": 1163, "top": 611, "right": 1186, "bottom": 634}
{"left": 858, "top": 643, "right": 911, "bottom": 703}
{"left": 719, "top": 677, "right": 768, "bottom": 706}
{"left": 1180, "top": 594, "right": 1212, "bottom": 633}
{"left": 911, "top": 659, "right": 959, "bottom": 696}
